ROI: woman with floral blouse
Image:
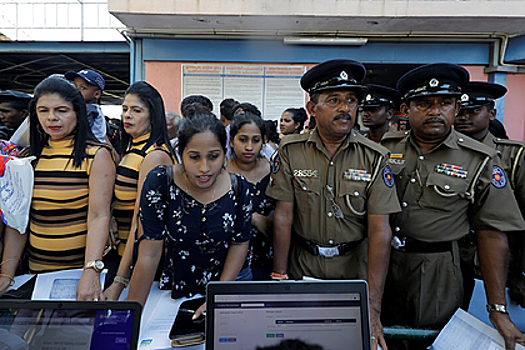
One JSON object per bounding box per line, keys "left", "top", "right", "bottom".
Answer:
{"left": 127, "top": 112, "right": 253, "bottom": 310}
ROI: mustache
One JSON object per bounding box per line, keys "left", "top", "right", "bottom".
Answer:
{"left": 423, "top": 117, "right": 445, "bottom": 125}
{"left": 334, "top": 113, "right": 352, "bottom": 121}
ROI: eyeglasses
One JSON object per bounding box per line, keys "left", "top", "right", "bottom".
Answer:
{"left": 324, "top": 185, "right": 344, "bottom": 219}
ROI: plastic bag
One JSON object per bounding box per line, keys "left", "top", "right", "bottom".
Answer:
{"left": 0, "top": 155, "right": 35, "bottom": 233}
{"left": 9, "top": 116, "right": 30, "bottom": 148}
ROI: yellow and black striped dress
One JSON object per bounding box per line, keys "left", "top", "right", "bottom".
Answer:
{"left": 29, "top": 139, "right": 106, "bottom": 273}
{"left": 114, "top": 133, "right": 171, "bottom": 256}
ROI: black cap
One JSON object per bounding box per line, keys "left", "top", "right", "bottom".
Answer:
{"left": 64, "top": 69, "right": 105, "bottom": 91}
{"left": 362, "top": 84, "right": 401, "bottom": 109}
{"left": 0, "top": 90, "right": 32, "bottom": 103}
{"left": 300, "top": 59, "right": 366, "bottom": 95}
{"left": 460, "top": 81, "right": 507, "bottom": 109}
{"left": 397, "top": 63, "right": 469, "bottom": 101}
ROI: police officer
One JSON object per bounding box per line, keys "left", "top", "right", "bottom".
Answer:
{"left": 0, "top": 90, "right": 31, "bottom": 139}
{"left": 455, "top": 81, "right": 525, "bottom": 308}
{"left": 381, "top": 63, "right": 525, "bottom": 350}
{"left": 267, "top": 59, "right": 401, "bottom": 350}
{"left": 361, "top": 84, "right": 401, "bottom": 143}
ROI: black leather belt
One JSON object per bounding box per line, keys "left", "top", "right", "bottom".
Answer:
{"left": 391, "top": 236, "right": 452, "bottom": 253}
{"left": 295, "top": 234, "right": 364, "bottom": 257}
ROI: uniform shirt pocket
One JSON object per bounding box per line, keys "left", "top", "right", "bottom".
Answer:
{"left": 338, "top": 180, "right": 368, "bottom": 217}
{"left": 293, "top": 176, "right": 321, "bottom": 214}
{"left": 419, "top": 172, "right": 469, "bottom": 212}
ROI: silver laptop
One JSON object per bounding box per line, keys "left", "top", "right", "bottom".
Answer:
{"left": 206, "top": 280, "right": 371, "bottom": 350}
{"left": 0, "top": 300, "right": 141, "bottom": 350}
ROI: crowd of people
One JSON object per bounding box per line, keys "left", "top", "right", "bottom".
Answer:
{"left": 0, "top": 59, "right": 524, "bottom": 350}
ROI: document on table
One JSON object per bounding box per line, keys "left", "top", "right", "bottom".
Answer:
{"left": 31, "top": 269, "right": 106, "bottom": 300}
{"left": 138, "top": 282, "right": 204, "bottom": 350}
{"left": 7, "top": 274, "right": 33, "bottom": 291}
{"left": 430, "top": 308, "right": 525, "bottom": 350}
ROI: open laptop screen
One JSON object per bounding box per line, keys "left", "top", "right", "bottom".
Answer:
{"left": 0, "top": 300, "right": 141, "bottom": 350}
{"left": 206, "top": 280, "right": 370, "bottom": 350}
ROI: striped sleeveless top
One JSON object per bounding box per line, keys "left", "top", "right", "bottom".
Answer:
{"left": 114, "top": 133, "right": 171, "bottom": 256}
{"left": 29, "top": 139, "right": 107, "bottom": 273}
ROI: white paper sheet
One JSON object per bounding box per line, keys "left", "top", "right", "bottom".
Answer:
{"left": 31, "top": 269, "right": 106, "bottom": 300}
{"left": 468, "top": 279, "right": 525, "bottom": 332}
{"left": 430, "top": 308, "right": 525, "bottom": 350}
{"left": 6, "top": 273, "right": 33, "bottom": 291}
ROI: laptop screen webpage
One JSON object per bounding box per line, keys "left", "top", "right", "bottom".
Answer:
{"left": 0, "top": 301, "right": 140, "bottom": 350}
{"left": 208, "top": 282, "right": 369, "bottom": 350}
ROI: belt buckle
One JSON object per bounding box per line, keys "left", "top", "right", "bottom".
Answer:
{"left": 317, "top": 246, "right": 339, "bottom": 257}
{"left": 391, "top": 236, "right": 406, "bottom": 251}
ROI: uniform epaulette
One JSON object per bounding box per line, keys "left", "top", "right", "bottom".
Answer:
{"left": 278, "top": 133, "right": 311, "bottom": 148}
{"left": 455, "top": 134, "right": 498, "bottom": 158}
{"left": 493, "top": 138, "right": 525, "bottom": 148}
{"left": 352, "top": 131, "right": 390, "bottom": 157}
{"left": 380, "top": 130, "right": 409, "bottom": 142}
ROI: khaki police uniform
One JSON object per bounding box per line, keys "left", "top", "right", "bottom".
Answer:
{"left": 381, "top": 129, "right": 525, "bottom": 327}
{"left": 266, "top": 128, "right": 401, "bottom": 280}
{"left": 481, "top": 132, "right": 525, "bottom": 211}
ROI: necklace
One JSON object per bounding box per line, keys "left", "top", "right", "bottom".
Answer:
{"left": 184, "top": 172, "right": 217, "bottom": 204}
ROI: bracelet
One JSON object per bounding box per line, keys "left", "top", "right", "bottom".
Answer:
{"left": 486, "top": 304, "right": 508, "bottom": 314}
{"left": 0, "top": 258, "right": 20, "bottom": 267}
{"left": 114, "top": 276, "right": 130, "bottom": 288}
{"left": 0, "top": 274, "right": 14, "bottom": 286}
{"left": 271, "top": 272, "right": 289, "bottom": 280}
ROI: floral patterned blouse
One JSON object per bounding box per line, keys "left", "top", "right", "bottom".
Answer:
{"left": 247, "top": 174, "right": 276, "bottom": 277}
{"left": 139, "top": 165, "right": 253, "bottom": 299}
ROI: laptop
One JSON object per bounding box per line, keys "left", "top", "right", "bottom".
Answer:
{"left": 0, "top": 300, "right": 141, "bottom": 350}
{"left": 206, "top": 280, "right": 371, "bottom": 350}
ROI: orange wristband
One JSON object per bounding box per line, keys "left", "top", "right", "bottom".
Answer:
{"left": 271, "top": 272, "right": 289, "bottom": 280}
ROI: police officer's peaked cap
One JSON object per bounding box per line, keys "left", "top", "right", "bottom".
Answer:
{"left": 300, "top": 59, "right": 366, "bottom": 94}
{"left": 397, "top": 63, "right": 469, "bottom": 101}
{"left": 362, "top": 84, "right": 401, "bottom": 109}
{"left": 0, "top": 90, "right": 32, "bottom": 103}
{"left": 460, "top": 81, "right": 507, "bottom": 109}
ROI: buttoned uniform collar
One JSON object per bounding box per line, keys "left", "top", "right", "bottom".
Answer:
{"left": 306, "top": 127, "right": 359, "bottom": 158}
{"left": 406, "top": 128, "right": 461, "bottom": 153}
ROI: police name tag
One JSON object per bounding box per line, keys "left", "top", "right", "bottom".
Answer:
{"left": 388, "top": 153, "right": 405, "bottom": 165}
{"left": 293, "top": 169, "right": 319, "bottom": 178}
{"left": 344, "top": 169, "right": 371, "bottom": 182}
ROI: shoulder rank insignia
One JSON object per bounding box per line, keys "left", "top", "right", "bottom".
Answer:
{"left": 344, "top": 169, "right": 371, "bottom": 182}
{"left": 383, "top": 166, "right": 395, "bottom": 188}
{"left": 491, "top": 165, "right": 507, "bottom": 189}
{"left": 435, "top": 163, "right": 468, "bottom": 179}
{"left": 271, "top": 153, "right": 281, "bottom": 174}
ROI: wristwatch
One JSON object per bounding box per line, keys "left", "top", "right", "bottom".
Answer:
{"left": 83, "top": 260, "right": 104, "bottom": 272}
{"left": 486, "top": 304, "right": 508, "bottom": 314}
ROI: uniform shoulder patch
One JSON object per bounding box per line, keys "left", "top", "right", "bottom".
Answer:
{"left": 456, "top": 134, "right": 497, "bottom": 158}
{"left": 355, "top": 133, "right": 390, "bottom": 157}
{"left": 381, "top": 130, "right": 408, "bottom": 141}
{"left": 278, "top": 133, "right": 309, "bottom": 148}
{"left": 491, "top": 165, "right": 507, "bottom": 189}
{"left": 383, "top": 165, "right": 395, "bottom": 188}
{"left": 271, "top": 153, "right": 281, "bottom": 174}
{"left": 493, "top": 138, "right": 525, "bottom": 147}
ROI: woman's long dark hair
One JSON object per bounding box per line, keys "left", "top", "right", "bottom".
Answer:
{"left": 28, "top": 75, "right": 96, "bottom": 168}
{"left": 230, "top": 112, "right": 266, "bottom": 141}
{"left": 120, "top": 81, "right": 175, "bottom": 159}
{"left": 178, "top": 112, "right": 226, "bottom": 157}
{"left": 284, "top": 107, "right": 307, "bottom": 134}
